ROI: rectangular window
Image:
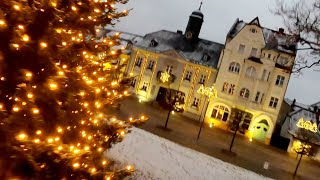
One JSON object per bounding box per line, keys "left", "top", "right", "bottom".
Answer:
{"left": 166, "top": 65, "right": 173, "bottom": 74}
{"left": 238, "top": 44, "right": 245, "bottom": 54}
{"left": 192, "top": 98, "right": 200, "bottom": 107}
{"left": 255, "top": 92, "right": 260, "bottom": 102}
{"left": 250, "top": 48, "right": 258, "bottom": 57}
{"left": 135, "top": 56, "right": 143, "bottom": 67}
{"left": 185, "top": 71, "right": 192, "bottom": 81}
{"left": 269, "top": 97, "right": 279, "bottom": 108}
{"left": 141, "top": 82, "right": 148, "bottom": 91}
{"left": 261, "top": 69, "right": 267, "bottom": 81}
{"left": 267, "top": 72, "right": 271, "bottom": 81}
{"left": 130, "top": 78, "right": 136, "bottom": 87}
{"left": 267, "top": 54, "right": 271, "bottom": 59}
{"left": 275, "top": 75, "right": 285, "bottom": 86}
{"left": 147, "top": 60, "right": 155, "bottom": 70}
{"left": 199, "top": 74, "right": 206, "bottom": 84}
{"left": 222, "top": 82, "right": 235, "bottom": 95}
{"left": 260, "top": 93, "right": 264, "bottom": 104}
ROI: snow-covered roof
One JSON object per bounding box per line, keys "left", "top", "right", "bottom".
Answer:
{"left": 227, "top": 17, "right": 298, "bottom": 55}
{"left": 134, "top": 30, "right": 224, "bottom": 68}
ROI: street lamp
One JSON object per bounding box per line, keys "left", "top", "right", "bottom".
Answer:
{"left": 196, "top": 84, "right": 218, "bottom": 140}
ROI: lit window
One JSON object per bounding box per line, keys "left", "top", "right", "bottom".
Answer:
{"left": 238, "top": 44, "right": 245, "bottom": 54}
{"left": 269, "top": 97, "right": 279, "bottom": 108}
{"left": 222, "top": 82, "right": 235, "bottom": 95}
{"left": 141, "top": 82, "right": 148, "bottom": 91}
{"left": 185, "top": 71, "right": 192, "bottom": 81}
{"left": 240, "top": 88, "right": 250, "bottom": 99}
{"left": 199, "top": 74, "right": 206, "bottom": 84}
{"left": 250, "top": 48, "right": 258, "bottom": 57}
{"left": 147, "top": 60, "right": 155, "bottom": 70}
{"left": 228, "top": 62, "right": 240, "bottom": 74}
{"left": 192, "top": 98, "right": 200, "bottom": 107}
{"left": 135, "top": 56, "right": 143, "bottom": 67}
{"left": 246, "top": 66, "right": 256, "bottom": 78}
{"left": 166, "top": 65, "right": 173, "bottom": 74}
{"left": 275, "top": 75, "right": 285, "bottom": 86}
{"left": 211, "top": 105, "right": 230, "bottom": 121}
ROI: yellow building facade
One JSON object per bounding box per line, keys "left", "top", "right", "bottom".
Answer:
{"left": 121, "top": 10, "right": 297, "bottom": 145}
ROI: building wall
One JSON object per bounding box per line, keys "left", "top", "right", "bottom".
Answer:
{"left": 205, "top": 24, "right": 295, "bottom": 144}
{"left": 126, "top": 47, "right": 218, "bottom": 116}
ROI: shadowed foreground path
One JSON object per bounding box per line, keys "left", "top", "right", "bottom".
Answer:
{"left": 111, "top": 97, "right": 320, "bottom": 180}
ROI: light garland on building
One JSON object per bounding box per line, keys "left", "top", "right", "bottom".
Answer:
{"left": 296, "top": 118, "right": 318, "bottom": 133}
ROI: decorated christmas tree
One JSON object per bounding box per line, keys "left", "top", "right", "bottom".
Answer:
{"left": 0, "top": 0, "right": 145, "bottom": 179}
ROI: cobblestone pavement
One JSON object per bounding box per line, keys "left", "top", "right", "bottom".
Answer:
{"left": 110, "top": 97, "right": 320, "bottom": 180}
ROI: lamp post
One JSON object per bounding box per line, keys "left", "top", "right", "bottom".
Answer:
{"left": 196, "top": 84, "right": 217, "bottom": 140}
{"left": 160, "top": 71, "right": 173, "bottom": 128}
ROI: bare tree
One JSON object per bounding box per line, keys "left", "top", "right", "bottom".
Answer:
{"left": 275, "top": 0, "right": 320, "bottom": 73}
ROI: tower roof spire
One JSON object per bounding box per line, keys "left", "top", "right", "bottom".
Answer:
{"left": 199, "top": 1, "right": 203, "bottom": 11}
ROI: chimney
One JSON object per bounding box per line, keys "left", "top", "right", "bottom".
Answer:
{"left": 279, "top": 28, "right": 285, "bottom": 34}
{"left": 177, "top": 30, "right": 183, "bottom": 35}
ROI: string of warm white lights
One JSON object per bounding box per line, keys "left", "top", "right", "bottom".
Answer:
{"left": 0, "top": 0, "right": 145, "bottom": 179}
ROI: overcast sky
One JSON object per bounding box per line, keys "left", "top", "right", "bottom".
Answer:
{"left": 114, "top": 0, "right": 320, "bottom": 105}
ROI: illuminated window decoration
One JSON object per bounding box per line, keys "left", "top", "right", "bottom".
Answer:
{"left": 197, "top": 84, "right": 218, "bottom": 99}
{"left": 160, "top": 71, "right": 171, "bottom": 83}
{"left": 296, "top": 118, "right": 318, "bottom": 133}
{"left": 291, "top": 140, "right": 312, "bottom": 155}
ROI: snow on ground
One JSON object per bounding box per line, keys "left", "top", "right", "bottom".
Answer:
{"left": 106, "top": 128, "right": 272, "bottom": 180}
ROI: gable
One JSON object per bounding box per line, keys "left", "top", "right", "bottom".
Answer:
{"left": 229, "top": 24, "right": 266, "bottom": 49}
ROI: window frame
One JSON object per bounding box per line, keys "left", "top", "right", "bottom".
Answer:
{"left": 240, "top": 88, "right": 250, "bottom": 99}
{"left": 199, "top": 74, "right": 206, "bottom": 84}
{"left": 135, "top": 56, "right": 143, "bottom": 67}
{"left": 275, "top": 75, "right": 285, "bottom": 87}
{"left": 250, "top": 48, "right": 258, "bottom": 57}
{"left": 211, "top": 105, "right": 230, "bottom": 122}
{"left": 185, "top": 71, "right": 192, "bottom": 81}
{"left": 141, "top": 82, "right": 148, "bottom": 91}
{"left": 192, "top": 98, "right": 200, "bottom": 107}
{"left": 269, "top": 97, "right": 279, "bottom": 109}
{"left": 147, "top": 60, "right": 155, "bottom": 70}
{"left": 238, "top": 44, "right": 245, "bottom": 54}
{"left": 245, "top": 66, "right": 256, "bottom": 78}
{"left": 222, "top": 82, "right": 235, "bottom": 95}
{"left": 166, "top": 65, "right": 173, "bottom": 74}
{"left": 228, "top": 62, "right": 241, "bottom": 74}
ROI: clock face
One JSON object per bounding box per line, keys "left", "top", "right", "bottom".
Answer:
{"left": 186, "top": 31, "right": 193, "bottom": 39}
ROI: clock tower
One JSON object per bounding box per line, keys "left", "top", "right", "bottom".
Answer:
{"left": 185, "top": 2, "right": 204, "bottom": 43}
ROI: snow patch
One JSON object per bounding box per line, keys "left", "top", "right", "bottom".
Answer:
{"left": 106, "top": 128, "right": 272, "bottom": 180}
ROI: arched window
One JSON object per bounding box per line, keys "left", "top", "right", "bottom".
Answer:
{"left": 245, "top": 66, "right": 256, "bottom": 78}
{"left": 240, "top": 88, "right": 250, "bottom": 99}
{"left": 228, "top": 62, "right": 240, "bottom": 74}
{"left": 211, "top": 105, "right": 230, "bottom": 121}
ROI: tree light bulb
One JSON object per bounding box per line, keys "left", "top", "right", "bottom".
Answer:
{"left": 18, "top": 25, "right": 24, "bottom": 29}
{"left": 91, "top": 168, "right": 96, "bottom": 173}
{"left": 58, "top": 146, "right": 63, "bottom": 151}
{"left": 13, "top": 106, "right": 20, "bottom": 112}
{"left": 62, "top": 42, "right": 67, "bottom": 46}
{"left": 71, "top": 6, "right": 77, "bottom": 11}
{"left": 13, "top": 5, "right": 20, "bottom": 11}
{"left": 25, "top": 72, "right": 32, "bottom": 77}
{"left": 32, "top": 108, "right": 40, "bottom": 114}
{"left": 17, "top": 133, "right": 27, "bottom": 140}
{"left": 51, "top": 2, "right": 57, "bottom": 7}
{"left": 57, "top": 127, "right": 63, "bottom": 133}
{"left": 49, "top": 83, "right": 58, "bottom": 90}
{"left": 36, "top": 130, "right": 42, "bottom": 135}
{"left": 58, "top": 71, "right": 64, "bottom": 76}
{"left": 27, "top": 93, "right": 33, "bottom": 99}
{"left": 40, "top": 42, "right": 47, "bottom": 48}
{"left": 22, "top": 34, "right": 30, "bottom": 42}
{"left": 0, "top": 20, "right": 6, "bottom": 26}
{"left": 34, "top": 139, "right": 40, "bottom": 143}
{"left": 73, "top": 163, "right": 80, "bottom": 168}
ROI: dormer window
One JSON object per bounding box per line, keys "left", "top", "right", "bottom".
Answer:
{"left": 250, "top": 28, "right": 257, "bottom": 33}
{"left": 150, "top": 39, "right": 158, "bottom": 47}
{"left": 278, "top": 56, "right": 289, "bottom": 65}
{"left": 202, "top": 54, "right": 211, "bottom": 61}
